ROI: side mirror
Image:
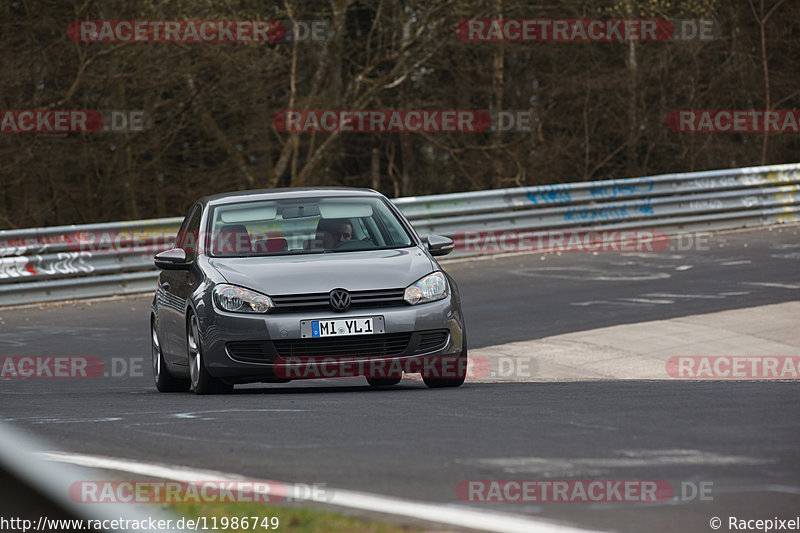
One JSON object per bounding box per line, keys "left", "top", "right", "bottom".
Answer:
{"left": 154, "top": 248, "right": 191, "bottom": 270}
{"left": 426, "top": 234, "right": 454, "bottom": 256}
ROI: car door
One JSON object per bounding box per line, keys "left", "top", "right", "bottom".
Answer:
{"left": 159, "top": 204, "right": 202, "bottom": 365}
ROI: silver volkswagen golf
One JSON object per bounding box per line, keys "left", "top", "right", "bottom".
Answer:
{"left": 150, "top": 188, "right": 467, "bottom": 394}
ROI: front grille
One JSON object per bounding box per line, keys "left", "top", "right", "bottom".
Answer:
{"left": 415, "top": 330, "right": 449, "bottom": 353}
{"left": 226, "top": 341, "right": 273, "bottom": 363}
{"left": 273, "top": 332, "right": 412, "bottom": 358}
{"left": 228, "top": 329, "right": 450, "bottom": 364}
{"left": 271, "top": 288, "right": 406, "bottom": 313}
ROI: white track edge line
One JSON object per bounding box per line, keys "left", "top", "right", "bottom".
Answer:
{"left": 38, "top": 451, "right": 602, "bottom": 533}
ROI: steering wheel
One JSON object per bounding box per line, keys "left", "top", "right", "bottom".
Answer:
{"left": 333, "top": 239, "right": 377, "bottom": 250}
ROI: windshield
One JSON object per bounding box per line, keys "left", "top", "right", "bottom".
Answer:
{"left": 208, "top": 196, "right": 414, "bottom": 256}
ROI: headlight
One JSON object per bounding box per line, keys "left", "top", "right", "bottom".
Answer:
{"left": 404, "top": 271, "right": 448, "bottom": 305}
{"left": 213, "top": 284, "right": 273, "bottom": 313}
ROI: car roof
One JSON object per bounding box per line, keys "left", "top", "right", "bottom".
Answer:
{"left": 199, "top": 187, "right": 383, "bottom": 207}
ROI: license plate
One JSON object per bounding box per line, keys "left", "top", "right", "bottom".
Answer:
{"left": 300, "top": 317, "right": 384, "bottom": 338}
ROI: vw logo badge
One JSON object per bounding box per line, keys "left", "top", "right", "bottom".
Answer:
{"left": 329, "top": 289, "right": 351, "bottom": 312}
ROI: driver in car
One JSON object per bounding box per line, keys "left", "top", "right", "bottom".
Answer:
{"left": 315, "top": 218, "right": 353, "bottom": 249}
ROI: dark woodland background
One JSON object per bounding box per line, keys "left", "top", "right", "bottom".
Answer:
{"left": 1, "top": 0, "right": 798, "bottom": 228}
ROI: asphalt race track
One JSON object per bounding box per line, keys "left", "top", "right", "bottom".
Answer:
{"left": 1, "top": 225, "right": 799, "bottom": 533}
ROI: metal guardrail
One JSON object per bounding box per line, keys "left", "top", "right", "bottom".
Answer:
{"left": 1, "top": 163, "right": 799, "bottom": 306}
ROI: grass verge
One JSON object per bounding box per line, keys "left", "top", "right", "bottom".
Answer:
{"left": 168, "top": 501, "right": 430, "bottom": 533}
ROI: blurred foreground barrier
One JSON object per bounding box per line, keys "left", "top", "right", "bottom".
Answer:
{"left": 0, "top": 421, "right": 188, "bottom": 533}
{"left": 1, "top": 163, "right": 799, "bottom": 305}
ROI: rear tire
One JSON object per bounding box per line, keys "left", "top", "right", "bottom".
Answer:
{"left": 187, "top": 314, "right": 233, "bottom": 395}
{"left": 152, "top": 319, "right": 189, "bottom": 392}
{"left": 423, "top": 334, "right": 467, "bottom": 389}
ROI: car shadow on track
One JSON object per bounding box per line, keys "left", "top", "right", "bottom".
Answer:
{"left": 227, "top": 382, "right": 436, "bottom": 395}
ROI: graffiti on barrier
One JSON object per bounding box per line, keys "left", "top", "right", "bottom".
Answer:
{"left": 525, "top": 184, "right": 572, "bottom": 205}
{"left": 589, "top": 178, "right": 654, "bottom": 200}
{"left": 564, "top": 200, "right": 654, "bottom": 222}
{"left": 0, "top": 252, "right": 94, "bottom": 279}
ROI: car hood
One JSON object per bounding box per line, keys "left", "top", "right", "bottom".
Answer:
{"left": 207, "top": 248, "right": 434, "bottom": 294}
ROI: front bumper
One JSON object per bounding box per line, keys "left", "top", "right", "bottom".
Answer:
{"left": 198, "top": 294, "right": 465, "bottom": 382}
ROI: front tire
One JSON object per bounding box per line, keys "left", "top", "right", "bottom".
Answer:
{"left": 152, "top": 319, "right": 189, "bottom": 392}
{"left": 366, "top": 376, "right": 402, "bottom": 387}
{"left": 187, "top": 314, "right": 233, "bottom": 395}
{"left": 423, "top": 335, "right": 467, "bottom": 389}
